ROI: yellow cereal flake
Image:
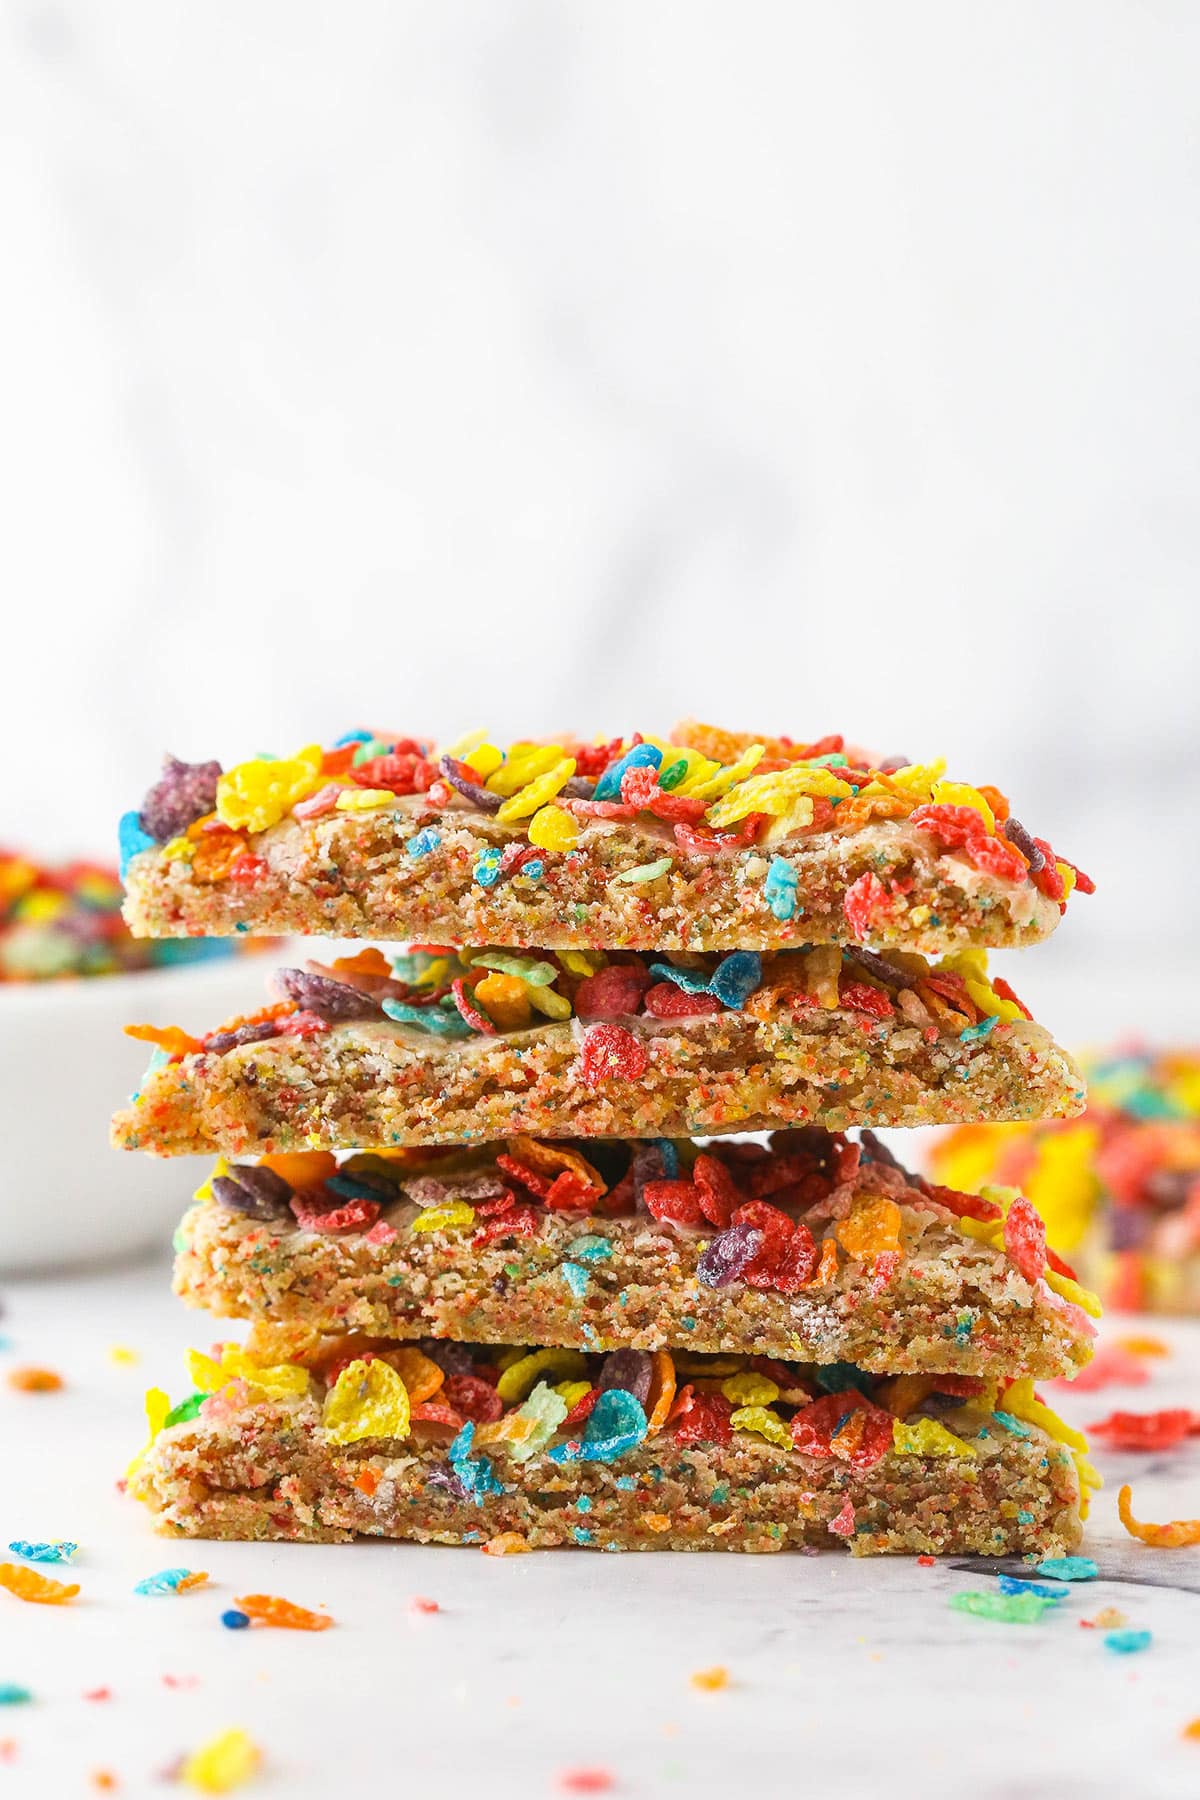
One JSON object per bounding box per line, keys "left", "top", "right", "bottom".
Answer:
{"left": 193, "top": 1156, "right": 230, "bottom": 1204}
{"left": 885, "top": 760, "right": 946, "bottom": 802}
{"left": 705, "top": 761, "right": 850, "bottom": 827}
{"left": 486, "top": 744, "right": 565, "bottom": 797}
{"left": 527, "top": 804, "right": 580, "bottom": 852}
{"left": 931, "top": 781, "right": 996, "bottom": 832}
{"left": 721, "top": 1371, "right": 780, "bottom": 1407}
{"left": 891, "top": 1417, "right": 976, "bottom": 1458}
{"left": 182, "top": 1727, "right": 262, "bottom": 1794}
{"left": 126, "top": 1386, "right": 171, "bottom": 1478}
{"left": 495, "top": 757, "right": 576, "bottom": 823}
{"left": 322, "top": 1358, "right": 411, "bottom": 1445}
{"left": 335, "top": 787, "right": 396, "bottom": 811}
{"left": 495, "top": 1348, "right": 587, "bottom": 1405}
{"left": 410, "top": 1200, "right": 476, "bottom": 1234}
{"left": 1001, "top": 1378, "right": 1090, "bottom": 1454}
{"left": 216, "top": 747, "right": 324, "bottom": 834}
{"left": 729, "top": 1405, "right": 791, "bottom": 1448}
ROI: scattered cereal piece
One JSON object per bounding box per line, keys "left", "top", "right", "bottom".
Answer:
{"left": 828, "top": 1497, "right": 856, "bottom": 1538}
{"left": 950, "top": 1590, "right": 1055, "bottom": 1623}
{"left": 916, "top": 1554, "right": 936, "bottom": 1567}
{"left": 0, "top": 1563, "right": 79, "bottom": 1605}
{"left": 1037, "top": 1555, "right": 1099, "bottom": 1581}
{"left": 181, "top": 1727, "right": 261, "bottom": 1794}
{"left": 557, "top": 1771, "right": 614, "bottom": 1794}
{"left": 8, "top": 1541, "right": 76, "bottom": 1564}
{"left": 0, "top": 1687, "right": 31, "bottom": 1706}
{"left": 690, "top": 1666, "right": 729, "bottom": 1691}
{"left": 221, "top": 1610, "right": 250, "bottom": 1631}
{"left": 1183, "top": 1718, "right": 1200, "bottom": 1740}
{"left": 6, "top": 1367, "right": 62, "bottom": 1393}
{"left": 84, "top": 1688, "right": 112, "bottom": 1702}
{"left": 1114, "top": 1335, "right": 1170, "bottom": 1358}
{"left": 409, "top": 1595, "right": 440, "bottom": 1614}
{"left": 1105, "top": 1629, "right": 1152, "bottom": 1654}
{"left": 997, "top": 1574, "right": 1068, "bottom": 1602}
{"left": 134, "top": 1568, "right": 208, "bottom": 1596}
{"left": 1080, "top": 1608, "right": 1127, "bottom": 1630}
{"left": 107, "top": 1346, "right": 140, "bottom": 1367}
{"left": 233, "top": 1593, "right": 333, "bottom": 1631}
{"left": 1117, "top": 1484, "right": 1200, "bottom": 1548}
{"left": 91, "top": 1770, "right": 118, "bottom": 1791}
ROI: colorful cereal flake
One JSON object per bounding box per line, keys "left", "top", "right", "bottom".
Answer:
{"left": 134, "top": 1567, "right": 209, "bottom": 1595}
{"left": 8, "top": 1541, "right": 77, "bottom": 1564}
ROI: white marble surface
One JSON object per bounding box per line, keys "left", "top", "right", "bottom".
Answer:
{"left": 1, "top": 1258, "right": 1199, "bottom": 1800}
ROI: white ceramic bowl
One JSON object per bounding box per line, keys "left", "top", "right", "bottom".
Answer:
{"left": 0, "top": 956, "right": 278, "bottom": 1274}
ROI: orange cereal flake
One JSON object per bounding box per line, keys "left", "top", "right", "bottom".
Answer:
{"left": 0, "top": 1563, "right": 79, "bottom": 1605}
{"left": 234, "top": 1592, "right": 333, "bottom": 1631}
{"left": 690, "top": 1666, "right": 729, "bottom": 1691}
{"left": 124, "top": 1022, "right": 202, "bottom": 1057}
{"left": 6, "top": 1366, "right": 63, "bottom": 1393}
{"left": 1117, "top": 1483, "right": 1200, "bottom": 1548}
{"left": 481, "top": 1533, "right": 530, "bottom": 1557}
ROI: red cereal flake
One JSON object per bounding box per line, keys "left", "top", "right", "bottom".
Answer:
{"left": 410, "top": 1402, "right": 465, "bottom": 1430}
{"left": 574, "top": 964, "right": 654, "bottom": 1021}
{"left": 910, "top": 805, "right": 1027, "bottom": 883}
{"left": 580, "top": 1023, "right": 648, "bottom": 1088}
{"left": 441, "top": 1375, "right": 505, "bottom": 1424}
{"left": 828, "top": 1497, "right": 856, "bottom": 1538}
{"left": 351, "top": 753, "right": 437, "bottom": 796}
{"left": 692, "top": 1154, "right": 741, "bottom": 1229}
{"left": 291, "top": 1195, "right": 380, "bottom": 1234}
{"left": 558, "top": 1768, "right": 614, "bottom": 1793}
{"left": 275, "top": 1009, "right": 331, "bottom": 1041}
{"left": 731, "top": 1200, "right": 795, "bottom": 1288}
{"left": 642, "top": 1180, "right": 706, "bottom": 1227}
{"left": 472, "top": 1204, "right": 540, "bottom": 1249}
{"left": 227, "top": 852, "right": 269, "bottom": 885}
{"left": 791, "top": 1392, "right": 893, "bottom": 1469}
{"left": 1003, "top": 1195, "right": 1047, "bottom": 1284}
{"left": 562, "top": 1387, "right": 601, "bottom": 1428}
{"left": 870, "top": 1249, "right": 903, "bottom": 1294}
{"left": 409, "top": 1595, "right": 440, "bottom": 1615}
{"left": 843, "top": 871, "right": 891, "bottom": 938}
{"left": 451, "top": 976, "right": 497, "bottom": 1034}
{"left": 1088, "top": 1409, "right": 1200, "bottom": 1451}
{"left": 917, "top": 1554, "right": 936, "bottom": 1567}
{"left": 672, "top": 1388, "right": 733, "bottom": 1448}
{"left": 922, "top": 1182, "right": 1003, "bottom": 1224}
{"left": 642, "top": 982, "right": 724, "bottom": 1019}
{"left": 838, "top": 979, "right": 894, "bottom": 1020}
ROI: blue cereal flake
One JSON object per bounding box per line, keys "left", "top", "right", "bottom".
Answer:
{"left": 522, "top": 860, "right": 545, "bottom": 882}
{"left": 118, "top": 811, "right": 156, "bottom": 879}
{"left": 549, "top": 1389, "right": 648, "bottom": 1465}
{"left": 334, "top": 729, "right": 374, "bottom": 747}
{"left": 651, "top": 1138, "right": 680, "bottom": 1178}
{"left": 134, "top": 1567, "right": 202, "bottom": 1595}
{"left": 573, "top": 1527, "right": 594, "bottom": 1544}
{"left": 764, "top": 856, "right": 799, "bottom": 920}
{"left": 593, "top": 742, "right": 662, "bottom": 802}
{"left": 406, "top": 827, "right": 441, "bottom": 859}
{"left": 473, "top": 847, "right": 503, "bottom": 888}
{"left": 565, "top": 1235, "right": 613, "bottom": 1264}
{"left": 1105, "top": 1629, "right": 1152, "bottom": 1654}
{"left": 649, "top": 951, "right": 762, "bottom": 1011}
{"left": 560, "top": 1261, "right": 590, "bottom": 1300}
{"left": 9, "top": 1541, "right": 77, "bottom": 1564}
{"left": 707, "top": 951, "right": 763, "bottom": 1009}
{"left": 0, "top": 1685, "right": 32, "bottom": 1706}
{"left": 1038, "top": 1555, "right": 1099, "bottom": 1582}
{"left": 960, "top": 1015, "right": 998, "bottom": 1043}
{"left": 221, "top": 1609, "right": 251, "bottom": 1630}
{"left": 382, "top": 998, "right": 472, "bottom": 1038}
{"left": 997, "top": 1574, "right": 1068, "bottom": 1601}
{"left": 448, "top": 1422, "right": 504, "bottom": 1504}
{"left": 991, "top": 1411, "right": 1032, "bottom": 1439}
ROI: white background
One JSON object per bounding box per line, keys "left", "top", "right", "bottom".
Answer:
{"left": 2, "top": 0, "right": 1199, "bottom": 1037}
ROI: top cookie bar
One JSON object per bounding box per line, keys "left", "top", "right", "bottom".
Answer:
{"left": 120, "top": 720, "right": 1093, "bottom": 955}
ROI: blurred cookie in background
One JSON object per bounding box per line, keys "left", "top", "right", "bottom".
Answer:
{"left": 929, "top": 1047, "right": 1200, "bottom": 1315}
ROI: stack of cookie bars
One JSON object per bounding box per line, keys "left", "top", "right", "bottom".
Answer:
{"left": 114, "top": 721, "right": 1101, "bottom": 1556}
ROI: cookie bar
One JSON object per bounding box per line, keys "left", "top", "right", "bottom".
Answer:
{"left": 128, "top": 1335, "right": 1091, "bottom": 1556}
{"left": 111, "top": 946, "right": 1083, "bottom": 1157}
{"left": 932, "top": 1046, "right": 1200, "bottom": 1314}
{"left": 173, "top": 1132, "right": 1098, "bottom": 1379}
{"left": 119, "top": 723, "right": 1092, "bottom": 955}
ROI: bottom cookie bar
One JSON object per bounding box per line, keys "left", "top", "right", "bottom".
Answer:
{"left": 129, "top": 1337, "right": 1091, "bottom": 1557}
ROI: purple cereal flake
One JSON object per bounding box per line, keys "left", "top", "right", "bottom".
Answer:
{"left": 561, "top": 776, "right": 597, "bottom": 800}
{"left": 696, "top": 1223, "right": 764, "bottom": 1289}
{"left": 846, "top": 946, "right": 910, "bottom": 989}
{"left": 439, "top": 756, "right": 503, "bottom": 813}
{"left": 402, "top": 1172, "right": 510, "bottom": 1207}
{"left": 272, "top": 968, "right": 384, "bottom": 1021}
{"left": 630, "top": 1143, "right": 668, "bottom": 1204}
{"left": 138, "top": 755, "right": 222, "bottom": 843}
{"left": 1001, "top": 817, "right": 1046, "bottom": 873}
{"left": 597, "top": 1349, "right": 653, "bottom": 1406}
{"left": 211, "top": 1167, "right": 293, "bottom": 1221}
{"left": 419, "top": 1339, "right": 480, "bottom": 1377}
{"left": 203, "top": 1020, "right": 281, "bottom": 1054}
{"left": 423, "top": 1463, "right": 469, "bottom": 1501}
